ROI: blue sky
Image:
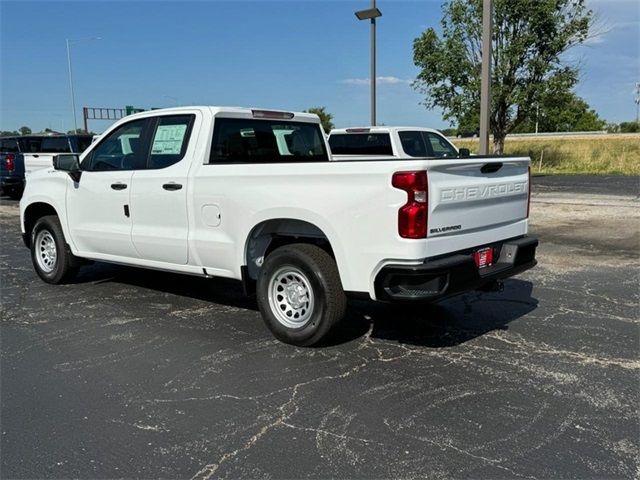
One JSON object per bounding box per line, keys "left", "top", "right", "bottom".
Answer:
{"left": 1, "top": 0, "right": 638, "bottom": 133}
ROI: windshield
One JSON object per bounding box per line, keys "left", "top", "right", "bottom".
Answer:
{"left": 329, "top": 133, "right": 393, "bottom": 155}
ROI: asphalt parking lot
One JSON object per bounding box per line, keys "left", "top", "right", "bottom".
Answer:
{"left": 1, "top": 176, "right": 639, "bottom": 479}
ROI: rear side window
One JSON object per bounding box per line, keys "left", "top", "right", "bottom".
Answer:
{"left": 398, "top": 131, "right": 429, "bottom": 157}
{"left": 21, "top": 138, "right": 42, "bottom": 152}
{"left": 40, "top": 137, "right": 71, "bottom": 153}
{"left": 148, "top": 115, "right": 194, "bottom": 169}
{"left": 328, "top": 133, "right": 393, "bottom": 155}
{"left": 0, "top": 138, "right": 19, "bottom": 153}
{"left": 210, "top": 118, "right": 328, "bottom": 164}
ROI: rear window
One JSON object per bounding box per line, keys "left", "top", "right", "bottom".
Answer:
{"left": 40, "top": 137, "right": 71, "bottom": 153}
{"left": 21, "top": 138, "right": 42, "bottom": 152}
{"left": 328, "top": 133, "right": 393, "bottom": 155}
{"left": 210, "top": 118, "right": 328, "bottom": 164}
{"left": 0, "top": 138, "right": 19, "bottom": 153}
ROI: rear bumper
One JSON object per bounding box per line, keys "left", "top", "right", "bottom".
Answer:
{"left": 1, "top": 176, "right": 25, "bottom": 191}
{"left": 374, "top": 236, "right": 538, "bottom": 302}
{"left": 0, "top": 176, "right": 24, "bottom": 188}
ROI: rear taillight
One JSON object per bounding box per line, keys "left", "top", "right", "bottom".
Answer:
{"left": 5, "top": 153, "right": 15, "bottom": 173}
{"left": 527, "top": 165, "right": 531, "bottom": 217}
{"left": 392, "top": 170, "right": 428, "bottom": 239}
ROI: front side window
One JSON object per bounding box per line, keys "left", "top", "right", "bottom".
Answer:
{"left": 210, "top": 118, "right": 328, "bottom": 164}
{"left": 328, "top": 133, "right": 393, "bottom": 155}
{"left": 424, "top": 132, "right": 457, "bottom": 157}
{"left": 148, "top": 115, "right": 194, "bottom": 169}
{"left": 84, "top": 119, "right": 149, "bottom": 171}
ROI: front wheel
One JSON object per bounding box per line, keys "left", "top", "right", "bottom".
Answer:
{"left": 257, "top": 243, "right": 347, "bottom": 346}
{"left": 30, "top": 215, "right": 78, "bottom": 284}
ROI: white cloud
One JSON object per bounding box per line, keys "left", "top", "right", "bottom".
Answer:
{"left": 341, "top": 76, "right": 412, "bottom": 86}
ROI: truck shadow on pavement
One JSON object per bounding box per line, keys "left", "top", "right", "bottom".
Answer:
{"left": 75, "top": 262, "right": 537, "bottom": 349}
{"left": 332, "top": 280, "right": 537, "bottom": 348}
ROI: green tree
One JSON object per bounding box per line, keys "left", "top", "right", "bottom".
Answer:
{"left": 619, "top": 121, "right": 640, "bottom": 133}
{"left": 67, "top": 128, "right": 94, "bottom": 135}
{"left": 19, "top": 126, "right": 32, "bottom": 135}
{"left": 413, "top": 0, "right": 592, "bottom": 153}
{"left": 304, "top": 107, "right": 334, "bottom": 134}
{"left": 513, "top": 92, "right": 605, "bottom": 133}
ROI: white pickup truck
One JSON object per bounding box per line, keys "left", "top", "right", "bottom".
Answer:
{"left": 23, "top": 134, "right": 94, "bottom": 176}
{"left": 20, "top": 106, "right": 537, "bottom": 346}
{"left": 328, "top": 126, "right": 469, "bottom": 161}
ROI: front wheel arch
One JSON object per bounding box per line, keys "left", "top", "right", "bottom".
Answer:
{"left": 23, "top": 202, "right": 60, "bottom": 248}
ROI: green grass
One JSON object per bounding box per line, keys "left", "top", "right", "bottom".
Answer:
{"left": 453, "top": 135, "right": 640, "bottom": 175}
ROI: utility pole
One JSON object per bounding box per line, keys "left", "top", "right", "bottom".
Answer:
{"left": 479, "top": 0, "right": 493, "bottom": 155}
{"left": 635, "top": 82, "right": 640, "bottom": 124}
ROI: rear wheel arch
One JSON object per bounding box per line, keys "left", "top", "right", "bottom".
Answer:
{"left": 244, "top": 219, "right": 337, "bottom": 282}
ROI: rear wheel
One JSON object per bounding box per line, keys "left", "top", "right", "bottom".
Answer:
{"left": 257, "top": 243, "right": 346, "bottom": 346}
{"left": 30, "top": 215, "right": 77, "bottom": 284}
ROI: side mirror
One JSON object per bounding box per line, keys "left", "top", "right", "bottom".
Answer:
{"left": 458, "top": 148, "right": 471, "bottom": 158}
{"left": 53, "top": 154, "right": 82, "bottom": 182}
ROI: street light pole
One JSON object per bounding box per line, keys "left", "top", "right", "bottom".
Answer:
{"left": 66, "top": 36, "right": 101, "bottom": 133}
{"left": 355, "top": 2, "right": 382, "bottom": 126}
{"left": 479, "top": 0, "right": 493, "bottom": 155}
{"left": 370, "top": 0, "right": 377, "bottom": 126}
{"left": 66, "top": 39, "right": 78, "bottom": 133}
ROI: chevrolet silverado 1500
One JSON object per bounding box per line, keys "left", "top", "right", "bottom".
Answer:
{"left": 328, "top": 126, "right": 469, "bottom": 161}
{"left": 20, "top": 107, "right": 537, "bottom": 346}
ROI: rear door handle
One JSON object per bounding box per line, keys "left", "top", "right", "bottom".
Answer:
{"left": 111, "top": 183, "right": 127, "bottom": 190}
{"left": 162, "top": 183, "right": 183, "bottom": 191}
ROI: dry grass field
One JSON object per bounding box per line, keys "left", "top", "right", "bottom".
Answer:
{"left": 453, "top": 134, "right": 640, "bottom": 175}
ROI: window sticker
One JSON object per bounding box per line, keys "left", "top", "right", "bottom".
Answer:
{"left": 151, "top": 124, "right": 187, "bottom": 154}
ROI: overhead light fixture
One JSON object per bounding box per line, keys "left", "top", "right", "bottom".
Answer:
{"left": 355, "top": 7, "right": 382, "bottom": 21}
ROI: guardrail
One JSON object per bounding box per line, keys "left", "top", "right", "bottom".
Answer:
{"left": 448, "top": 132, "right": 640, "bottom": 140}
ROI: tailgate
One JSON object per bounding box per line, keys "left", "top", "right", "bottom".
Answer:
{"left": 24, "top": 153, "right": 55, "bottom": 176}
{"left": 427, "top": 157, "right": 530, "bottom": 247}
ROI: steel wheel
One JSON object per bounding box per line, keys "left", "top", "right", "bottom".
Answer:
{"left": 267, "top": 266, "right": 315, "bottom": 328}
{"left": 35, "top": 229, "right": 57, "bottom": 273}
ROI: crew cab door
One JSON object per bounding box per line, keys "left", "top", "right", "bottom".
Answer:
{"left": 129, "top": 114, "right": 195, "bottom": 265}
{"left": 66, "top": 118, "right": 152, "bottom": 258}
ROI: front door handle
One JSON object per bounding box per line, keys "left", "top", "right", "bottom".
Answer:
{"left": 111, "top": 183, "right": 127, "bottom": 190}
{"left": 162, "top": 183, "right": 183, "bottom": 191}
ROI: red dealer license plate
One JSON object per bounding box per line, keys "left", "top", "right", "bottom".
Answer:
{"left": 473, "top": 247, "right": 494, "bottom": 269}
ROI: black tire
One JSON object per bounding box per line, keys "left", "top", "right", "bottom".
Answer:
{"left": 256, "top": 243, "right": 347, "bottom": 346}
{"left": 30, "top": 215, "right": 78, "bottom": 284}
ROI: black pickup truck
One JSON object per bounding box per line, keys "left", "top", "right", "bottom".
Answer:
{"left": 0, "top": 134, "right": 93, "bottom": 199}
{"left": 0, "top": 137, "right": 28, "bottom": 199}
